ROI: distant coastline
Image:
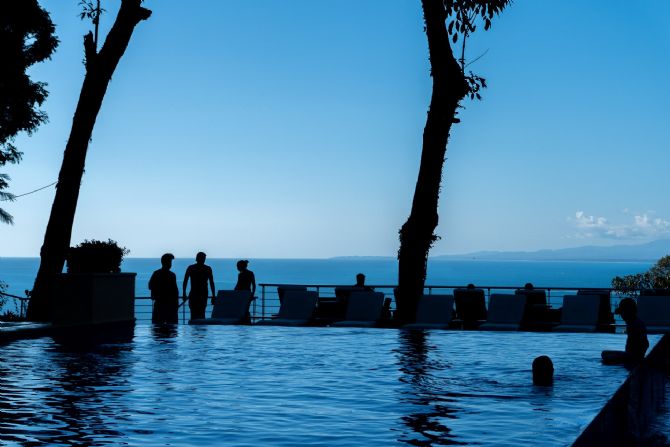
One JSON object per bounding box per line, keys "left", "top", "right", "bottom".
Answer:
{"left": 335, "top": 239, "right": 670, "bottom": 262}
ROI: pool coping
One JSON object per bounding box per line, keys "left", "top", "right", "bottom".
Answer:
{"left": 571, "top": 333, "right": 669, "bottom": 446}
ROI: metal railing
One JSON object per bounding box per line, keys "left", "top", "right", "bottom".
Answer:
{"left": 132, "top": 284, "right": 623, "bottom": 325}
{"left": 1, "top": 285, "right": 625, "bottom": 325}
{"left": 0, "top": 291, "right": 29, "bottom": 318}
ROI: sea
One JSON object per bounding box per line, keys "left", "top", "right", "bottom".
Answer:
{"left": 0, "top": 257, "right": 653, "bottom": 299}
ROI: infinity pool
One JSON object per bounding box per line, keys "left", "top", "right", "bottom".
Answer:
{"left": 0, "top": 327, "right": 658, "bottom": 446}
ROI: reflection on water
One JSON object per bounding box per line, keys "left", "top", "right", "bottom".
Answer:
{"left": 0, "top": 338, "right": 134, "bottom": 446}
{"left": 396, "top": 330, "right": 464, "bottom": 446}
{"left": 0, "top": 327, "right": 651, "bottom": 446}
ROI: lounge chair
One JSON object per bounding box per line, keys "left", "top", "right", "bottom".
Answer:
{"left": 403, "top": 294, "right": 455, "bottom": 329}
{"left": 256, "top": 290, "right": 318, "bottom": 326}
{"left": 276, "top": 285, "right": 307, "bottom": 304}
{"left": 454, "top": 287, "right": 487, "bottom": 327}
{"left": 577, "top": 289, "right": 614, "bottom": 326}
{"left": 331, "top": 291, "right": 385, "bottom": 327}
{"left": 636, "top": 295, "right": 670, "bottom": 333}
{"left": 479, "top": 294, "right": 526, "bottom": 331}
{"left": 554, "top": 294, "right": 601, "bottom": 332}
{"left": 189, "top": 290, "right": 253, "bottom": 325}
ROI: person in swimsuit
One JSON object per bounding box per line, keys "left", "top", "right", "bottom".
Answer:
{"left": 234, "top": 260, "right": 256, "bottom": 297}
{"left": 183, "top": 252, "right": 215, "bottom": 320}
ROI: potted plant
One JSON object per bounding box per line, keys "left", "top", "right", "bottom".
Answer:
{"left": 53, "top": 239, "right": 136, "bottom": 326}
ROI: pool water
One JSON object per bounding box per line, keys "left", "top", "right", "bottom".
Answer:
{"left": 0, "top": 327, "right": 659, "bottom": 446}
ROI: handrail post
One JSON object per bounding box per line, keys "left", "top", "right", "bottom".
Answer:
{"left": 261, "top": 286, "right": 266, "bottom": 321}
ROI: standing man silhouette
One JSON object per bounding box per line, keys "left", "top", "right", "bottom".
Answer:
{"left": 183, "top": 252, "right": 215, "bottom": 320}
{"left": 149, "top": 253, "right": 179, "bottom": 324}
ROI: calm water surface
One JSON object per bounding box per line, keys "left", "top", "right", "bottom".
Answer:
{"left": 0, "top": 326, "right": 657, "bottom": 446}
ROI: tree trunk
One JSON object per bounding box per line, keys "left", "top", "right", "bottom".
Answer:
{"left": 396, "top": 0, "right": 468, "bottom": 323}
{"left": 27, "top": 0, "right": 151, "bottom": 321}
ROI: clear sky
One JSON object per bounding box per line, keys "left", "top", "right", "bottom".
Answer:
{"left": 2, "top": 0, "right": 669, "bottom": 258}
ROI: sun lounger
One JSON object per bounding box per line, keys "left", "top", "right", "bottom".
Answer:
{"left": 636, "top": 295, "right": 670, "bottom": 333}
{"left": 554, "top": 294, "right": 600, "bottom": 332}
{"left": 276, "top": 285, "right": 307, "bottom": 304}
{"left": 454, "top": 287, "right": 487, "bottom": 327}
{"left": 403, "top": 294, "right": 455, "bottom": 329}
{"left": 479, "top": 294, "right": 526, "bottom": 331}
{"left": 256, "top": 290, "right": 318, "bottom": 326}
{"left": 189, "top": 290, "right": 253, "bottom": 325}
{"left": 331, "top": 291, "right": 385, "bottom": 328}
{"left": 577, "top": 289, "right": 614, "bottom": 326}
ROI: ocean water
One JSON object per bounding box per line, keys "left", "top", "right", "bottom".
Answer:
{"left": 0, "top": 257, "right": 653, "bottom": 298}
{"left": 0, "top": 325, "right": 659, "bottom": 446}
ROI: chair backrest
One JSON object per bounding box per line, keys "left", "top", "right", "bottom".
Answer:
{"left": 486, "top": 294, "right": 526, "bottom": 324}
{"left": 560, "top": 294, "right": 600, "bottom": 326}
{"left": 416, "top": 294, "right": 454, "bottom": 324}
{"left": 454, "top": 288, "right": 487, "bottom": 321}
{"left": 345, "top": 291, "right": 385, "bottom": 321}
{"left": 211, "top": 290, "right": 252, "bottom": 319}
{"left": 577, "top": 289, "right": 613, "bottom": 324}
{"left": 277, "top": 285, "right": 307, "bottom": 303}
{"left": 277, "top": 290, "right": 318, "bottom": 320}
{"left": 515, "top": 288, "right": 547, "bottom": 307}
{"left": 636, "top": 295, "right": 670, "bottom": 327}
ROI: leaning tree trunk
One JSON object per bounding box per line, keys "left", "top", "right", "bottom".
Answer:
{"left": 395, "top": 0, "right": 468, "bottom": 323}
{"left": 27, "top": 0, "right": 151, "bottom": 321}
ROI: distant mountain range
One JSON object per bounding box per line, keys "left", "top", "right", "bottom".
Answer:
{"left": 435, "top": 239, "right": 670, "bottom": 262}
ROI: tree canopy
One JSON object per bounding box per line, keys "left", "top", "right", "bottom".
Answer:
{"left": 0, "top": 0, "right": 58, "bottom": 224}
{"left": 612, "top": 255, "right": 670, "bottom": 296}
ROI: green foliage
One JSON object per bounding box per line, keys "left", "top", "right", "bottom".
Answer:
{"left": 443, "top": 0, "right": 511, "bottom": 101}
{"left": 0, "top": 0, "right": 58, "bottom": 224}
{"left": 611, "top": 255, "right": 670, "bottom": 296}
{"left": 67, "top": 239, "right": 130, "bottom": 274}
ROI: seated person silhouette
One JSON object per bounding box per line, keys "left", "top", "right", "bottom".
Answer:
{"left": 149, "top": 253, "right": 179, "bottom": 324}
{"left": 601, "top": 298, "right": 649, "bottom": 365}
{"left": 532, "top": 355, "right": 554, "bottom": 386}
{"left": 515, "top": 282, "right": 557, "bottom": 324}
{"left": 454, "top": 283, "right": 487, "bottom": 323}
{"left": 333, "top": 273, "right": 374, "bottom": 319}
{"left": 353, "top": 273, "right": 373, "bottom": 291}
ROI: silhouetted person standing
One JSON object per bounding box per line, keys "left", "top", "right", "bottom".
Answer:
{"left": 183, "top": 252, "right": 215, "bottom": 320}
{"left": 234, "top": 260, "right": 256, "bottom": 296}
{"left": 149, "top": 253, "right": 179, "bottom": 324}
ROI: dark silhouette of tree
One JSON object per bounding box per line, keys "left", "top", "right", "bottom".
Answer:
{"left": 0, "top": 1, "right": 58, "bottom": 224}
{"left": 395, "top": 0, "right": 509, "bottom": 322}
{"left": 27, "top": 0, "right": 151, "bottom": 321}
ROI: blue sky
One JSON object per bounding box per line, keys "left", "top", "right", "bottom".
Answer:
{"left": 2, "top": 0, "right": 670, "bottom": 258}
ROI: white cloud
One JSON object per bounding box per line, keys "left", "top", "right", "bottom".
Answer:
{"left": 570, "top": 210, "right": 670, "bottom": 240}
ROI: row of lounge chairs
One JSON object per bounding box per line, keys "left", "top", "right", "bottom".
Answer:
{"left": 189, "top": 288, "right": 670, "bottom": 333}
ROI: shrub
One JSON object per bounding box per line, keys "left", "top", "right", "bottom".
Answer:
{"left": 612, "top": 255, "right": 670, "bottom": 296}
{"left": 67, "top": 239, "right": 130, "bottom": 274}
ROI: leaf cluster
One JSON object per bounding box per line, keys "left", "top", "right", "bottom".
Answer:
{"left": 444, "top": 0, "right": 511, "bottom": 43}
{"left": 442, "top": 0, "right": 511, "bottom": 102}
{"left": 67, "top": 239, "right": 130, "bottom": 274}
{"left": 611, "top": 255, "right": 670, "bottom": 296}
{"left": 0, "top": 0, "right": 58, "bottom": 223}
{"left": 79, "top": 1, "right": 105, "bottom": 25}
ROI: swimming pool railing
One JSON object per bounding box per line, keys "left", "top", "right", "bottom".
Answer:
{"left": 131, "top": 284, "right": 625, "bottom": 325}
